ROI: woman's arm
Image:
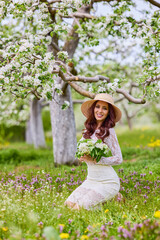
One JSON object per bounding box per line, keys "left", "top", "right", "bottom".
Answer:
{"left": 96, "top": 128, "right": 123, "bottom": 166}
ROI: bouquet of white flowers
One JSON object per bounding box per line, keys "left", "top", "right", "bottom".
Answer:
{"left": 75, "top": 138, "right": 111, "bottom": 163}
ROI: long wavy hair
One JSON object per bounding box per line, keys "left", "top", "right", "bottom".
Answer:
{"left": 82, "top": 101, "right": 116, "bottom": 142}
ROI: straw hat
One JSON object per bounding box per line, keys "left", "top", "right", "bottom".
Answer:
{"left": 81, "top": 93, "right": 122, "bottom": 122}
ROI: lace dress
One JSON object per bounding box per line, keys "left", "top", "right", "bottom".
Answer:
{"left": 64, "top": 128, "right": 123, "bottom": 210}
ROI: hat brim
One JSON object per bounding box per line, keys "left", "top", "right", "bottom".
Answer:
{"left": 81, "top": 99, "right": 122, "bottom": 122}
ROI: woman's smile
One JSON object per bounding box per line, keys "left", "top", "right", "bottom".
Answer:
{"left": 96, "top": 113, "right": 104, "bottom": 118}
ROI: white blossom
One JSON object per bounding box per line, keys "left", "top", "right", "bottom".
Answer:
{"left": 64, "top": 100, "right": 70, "bottom": 107}
{"left": 35, "top": 60, "right": 41, "bottom": 67}
{"left": 148, "top": 66, "right": 154, "bottom": 70}
{"left": 34, "top": 78, "right": 41, "bottom": 86}
{"left": 114, "top": 78, "right": 119, "bottom": 83}
{"left": 54, "top": 83, "right": 61, "bottom": 90}
{"left": 0, "top": 1, "right": 5, "bottom": 7}
{"left": 95, "top": 142, "right": 104, "bottom": 150}
{"left": 26, "top": 10, "right": 34, "bottom": 18}
{"left": 4, "top": 77, "right": 9, "bottom": 84}
{"left": 47, "top": 65, "right": 53, "bottom": 73}
{"left": 98, "top": 86, "right": 106, "bottom": 93}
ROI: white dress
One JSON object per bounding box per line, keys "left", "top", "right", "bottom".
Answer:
{"left": 64, "top": 128, "right": 123, "bottom": 210}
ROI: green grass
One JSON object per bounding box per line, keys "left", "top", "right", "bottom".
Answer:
{"left": 0, "top": 127, "right": 159, "bottom": 239}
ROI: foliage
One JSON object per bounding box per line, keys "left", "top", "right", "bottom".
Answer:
{"left": 42, "top": 108, "right": 51, "bottom": 132}
{"left": 0, "top": 124, "right": 25, "bottom": 143}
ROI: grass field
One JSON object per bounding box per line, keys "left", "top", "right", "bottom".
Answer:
{"left": 0, "top": 127, "right": 160, "bottom": 240}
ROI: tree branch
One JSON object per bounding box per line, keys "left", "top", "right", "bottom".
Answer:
{"left": 144, "top": 74, "right": 160, "bottom": 87}
{"left": 47, "top": 0, "right": 61, "bottom": 3}
{"left": 129, "top": 82, "right": 139, "bottom": 95}
{"left": 51, "top": 42, "right": 61, "bottom": 52}
{"left": 122, "top": 102, "right": 149, "bottom": 119}
{"left": 59, "top": 12, "right": 95, "bottom": 19}
{"left": 54, "top": 67, "right": 110, "bottom": 83}
{"left": 116, "top": 88, "right": 146, "bottom": 104}
{"left": 72, "top": 99, "right": 85, "bottom": 104}
{"left": 65, "top": 75, "right": 110, "bottom": 83}
{"left": 63, "top": 5, "right": 92, "bottom": 58}
{"left": 115, "top": 96, "right": 125, "bottom": 103}
{"left": 61, "top": 82, "right": 68, "bottom": 92}
{"left": 91, "top": 0, "right": 115, "bottom": 2}
{"left": 68, "top": 81, "right": 95, "bottom": 98}
{"left": 29, "top": 0, "right": 40, "bottom": 10}
{"left": 147, "top": 0, "right": 160, "bottom": 8}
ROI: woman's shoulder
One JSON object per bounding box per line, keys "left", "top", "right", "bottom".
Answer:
{"left": 109, "top": 127, "right": 116, "bottom": 135}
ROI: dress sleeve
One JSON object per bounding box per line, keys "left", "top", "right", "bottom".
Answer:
{"left": 96, "top": 128, "right": 123, "bottom": 166}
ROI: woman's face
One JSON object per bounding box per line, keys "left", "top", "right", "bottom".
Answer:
{"left": 94, "top": 100, "right": 109, "bottom": 124}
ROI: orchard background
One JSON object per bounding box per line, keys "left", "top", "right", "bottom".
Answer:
{"left": 0, "top": 0, "right": 160, "bottom": 239}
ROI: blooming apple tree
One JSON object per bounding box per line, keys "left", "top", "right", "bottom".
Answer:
{"left": 0, "top": 0, "right": 160, "bottom": 164}
{"left": 0, "top": 0, "right": 159, "bottom": 103}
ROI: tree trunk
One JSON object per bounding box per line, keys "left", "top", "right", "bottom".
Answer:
{"left": 25, "top": 118, "right": 33, "bottom": 144}
{"left": 127, "top": 117, "right": 132, "bottom": 130}
{"left": 26, "top": 99, "right": 46, "bottom": 148}
{"left": 48, "top": 5, "right": 90, "bottom": 165}
{"left": 50, "top": 85, "right": 78, "bottom": 166}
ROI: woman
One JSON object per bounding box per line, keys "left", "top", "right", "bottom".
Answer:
{"left": 64, "top": 93, "right": 123, "bottom": 210}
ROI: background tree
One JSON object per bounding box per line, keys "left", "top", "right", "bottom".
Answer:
{"left": 0, "top": 94, "right": 47, "bottom": 148}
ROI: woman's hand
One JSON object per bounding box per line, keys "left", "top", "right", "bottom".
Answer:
{"left": 79, "top": 154, "right": 96, "bottom": 164}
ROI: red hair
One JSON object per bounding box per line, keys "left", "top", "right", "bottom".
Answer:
{"left": 82, "top": 101, "right": 116, "bottom": 142}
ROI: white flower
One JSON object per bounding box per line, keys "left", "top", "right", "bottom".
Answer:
{"left": 114, "top": 78, "right": 119, "bottom": 83}
{"left": 44, "top": 52, "right": 53, "bottom": 62}
{"left": 54, "top": 83, "right": 61, "bottom": 90}
{"left": 19, "top": 45, "right": 27, "bottom": 52}
{"left": 150, "top": 38, "right": 155, "bottom": 45}
{"left": 137, "top": 30, "right": 143, "bottom": 37}
{"left": 107, "top": 83, "right": 113, "bottom": 89}
{"left": 26, "top": 10, "right": 34, "bottom": 18}
{"left": 46, "top": 36, "right": 52, "bottom": 44}
{"left": 146, "top": 52, "right": 150, "bottom": 58}
{"left": 23, "top": 75, "right": 32, "bottom": 82}
{"left": 88, "top": 86, "right": 93, "bottom": 92}
{"left": 148, "top": 66, "right": 154, "bottom": 71}
{"left": 35, "top": 60, "right": 41, "bottom": 67}
{"left": 64, "top": 100, "right": 70, "bottom": 106}
{"left": 57, "top": 51, "right": 69, "bottom": 60}
{"left": 98, "top": 86, "right": 106, "bottom": 92}
{"left": 21, "top": 66, "right": 28, "bottom": 73}
{"left": 111, "top": 0, "right": 117, "bottom": 5}
{"left": 78, "top": 142, "right": 90, "bottom": 154}
{"left": 47, "top": 65, "right": 53, "bottom": 73}
{"left": 34, "top": 78, "right": 41, "bottom": 86}
{"left": 119, "top": 1, "right": 127, "bottom": 7}
{"left": 0, "top": 1, "right": 5, "bottom": 7}
{"left": 95, "top": 143, "right": 104, "bottom": 150}
{"left": 146, "top": 19, "right": 151, "bottom": 25}
{"left": 0, "top": 8, "right": 4, "bottom": 17}
{"left": 12, "top": 61, "right": 21, "bottom": 68}
{"left": 4, "top": 77, "right": 9, "bottom": 84}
